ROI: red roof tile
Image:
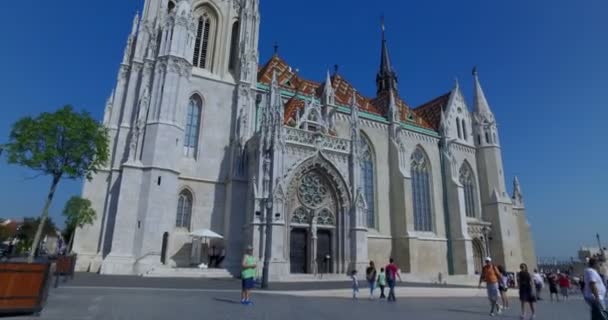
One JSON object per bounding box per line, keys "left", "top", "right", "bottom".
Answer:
{"left": 413, "top": 93, "right": 451, "bottom": 131}
{"left": 257, "top": 56, "right": 436, "bottom": 130}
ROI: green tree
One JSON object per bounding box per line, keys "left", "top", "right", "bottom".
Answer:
{"left": 2, "top": 106, "right": 109, "bottom": 262}
{"left": 62, "top": 196, "right": 96, "bottom": 253}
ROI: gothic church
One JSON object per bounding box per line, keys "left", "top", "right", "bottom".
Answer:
{"left": 73, "top": 0, "right": 536, "bottom": 279}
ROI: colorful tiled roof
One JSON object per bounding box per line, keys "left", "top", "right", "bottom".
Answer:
{"left": 412, "top": 93, "right": 451, "bottom": 131}
{"left": 257, "top": 55, "right": 435, "bottom": 131}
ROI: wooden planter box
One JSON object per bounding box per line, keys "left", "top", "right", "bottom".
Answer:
{"left": 54, "top": 255, "right": 77, "bottom": 288}
{"left": 0, "top": 262, "right": 51, "bottom": 315}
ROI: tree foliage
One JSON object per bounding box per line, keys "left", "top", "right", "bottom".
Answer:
{"left": 2, "top": 105, "right": 109, "bottom": 261}
{"left": 62, "top": 196, "right": 96, "bottom": 253}
{"left": 63, "top": 196, "right": 96, "bottom": 229}
{"left": 4, "top": 105, "right": 109, "bottom": 180}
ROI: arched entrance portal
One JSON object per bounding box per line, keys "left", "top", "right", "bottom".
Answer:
{"left": 472, "top": 238, "right": 484, "bottom": 274}
{"left": 288, "top": 170, "right": 341, "bottom": 274}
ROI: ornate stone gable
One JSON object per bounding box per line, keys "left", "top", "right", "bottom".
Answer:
{"left": 285, "top": 151, "right": 351, "bottom": 211}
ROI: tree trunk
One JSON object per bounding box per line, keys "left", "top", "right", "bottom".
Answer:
{"left": 28, "top": 175, "right": 61, "bottom": 263}
{"left": 68, "top": 231, "right": 75, "bottom": 254}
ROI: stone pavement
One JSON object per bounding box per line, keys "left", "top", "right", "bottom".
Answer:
{"left": 4, "top": 285, "right": 589, "bottom": 320}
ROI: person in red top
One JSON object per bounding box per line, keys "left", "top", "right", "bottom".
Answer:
{"left": 385, "top": 258, "right": 402, "bottom": 302}
{"left": 558, "top": 273, "right": 571, "bottom": 300}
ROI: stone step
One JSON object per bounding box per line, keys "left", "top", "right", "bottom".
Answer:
{"left": 143, "top": 267, "right": 234, "bottom": 279}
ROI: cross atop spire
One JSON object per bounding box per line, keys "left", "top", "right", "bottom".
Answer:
{"left": 376, "top": 16, "right": 398, "bottom": 95}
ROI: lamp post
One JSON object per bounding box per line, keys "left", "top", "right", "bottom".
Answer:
{"left": 261, "top": 198, "right": 273, "bottom": 289}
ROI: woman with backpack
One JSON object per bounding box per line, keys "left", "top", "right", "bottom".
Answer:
{"left": 366, "top": 261, "right": 377, "bottom": 299}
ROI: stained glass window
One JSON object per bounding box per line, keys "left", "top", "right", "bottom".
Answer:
{"left": 411, "top": 148, "right": 433, "bottom": 232}
{"left": 360, "top": 135, "right": 376, "bottom": 228}
{"left": 459, "top": 163, "right": 477, "bottom": 218}
{"left": 176, "top": 190, "right": 193, "bottom": 229}
{"left": 184, "top": 96, "right": 202, "bottom": 158}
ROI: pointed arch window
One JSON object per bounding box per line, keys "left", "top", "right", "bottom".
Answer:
{"left": 462, "top": 119, "right": 468, "bottom": 140}
{"left": 411, "top": 147, "right": 433, "bottom": 232}
{"left": 184, "top": 96, "right": 202, "bottom": 158}
{"left": 176, "top": 190, "right": 193, "bottom": 229}
{"left": 457, "top": 118, "right": 462, "bottom": 139}
{"left": 459, "top": 163, "right": 477, "bottom": 218}
{"left": 192, "top": 6, "right": 217, "bottom": 70}
{"left": 360, "top": 134, "right": 376, "bottom": 229}
{"left": 229, "top": 21, "right": 240, "bottom": 72}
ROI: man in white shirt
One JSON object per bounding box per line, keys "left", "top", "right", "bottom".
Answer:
{"left": 584, "top": 257, "right": 607, "bottom": 320}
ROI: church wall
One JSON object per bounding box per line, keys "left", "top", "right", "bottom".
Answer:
{"left": 73, "top": 170, "right": 111, "bottom": 271}
{"left": 514, "top": 207, "right": 537, "bottom": 270}
{"left": 161, "top": 178, "right": 227, "bottom": 267}
{"left": 178, "top": 76, "right": 236, "bottom": 181}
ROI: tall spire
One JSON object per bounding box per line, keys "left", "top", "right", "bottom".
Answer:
{"left": 512, "top": 176, "right": 524, "bottom": 207}
{"left": 322, "top": 70, "right": 335, "bottom": 105}
{"left": 472, "top": 67, "right": 492, "bottom": 117}
{"left": 376, "top": 17, "right": 398, "bottom": 95}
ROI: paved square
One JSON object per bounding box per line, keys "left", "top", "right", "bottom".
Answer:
{"left": 6, "top": 286, "right": 589, "bottom": 320}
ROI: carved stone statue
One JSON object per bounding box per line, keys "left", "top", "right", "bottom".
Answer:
{"left": 136, "top": 84, "right": 151, "bottom": 131}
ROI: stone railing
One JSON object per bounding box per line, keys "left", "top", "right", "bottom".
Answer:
{"left": 285, "top": 127, "right": 351, "bottom": 154}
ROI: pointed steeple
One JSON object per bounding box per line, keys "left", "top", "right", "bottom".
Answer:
{"left": 512, "top": 176, "right": 524, "bottom": 207}
{"left": 472, "top": 67, "right": 493, "bottom": 117}
{"left": 130, "top": 11, "right": 140, "bottom": 36}
{"left": 322, "top": 70, "right": 335, "bottom": 105}
{"left": 376, "top": 18, "right": 398, "bottom": 95}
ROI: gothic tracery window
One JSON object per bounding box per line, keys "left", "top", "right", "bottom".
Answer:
{"left": 184, "top": 95, "right": 202, "bottom": 158}
{"left": 317, "top": 208, "right": 335, "bottom": 225}
{"left": 176, "top": 190, "right": 193, "bottom": 229}
{"left": 292, "top": 207, "right": 309, "bottom": 224}
{"left": 459, "top": 163, "right": 477, "bottom": 218}
{"left": 411, "top": 147, "right": 433, "bottom": 232}
{"left": 298, "top": 172, "right": 330, "bottom": 209}
{"left": 192, "top": 6, "right": 217, "bottom": 70}
{"left": 360, "top": 134, "right": 376, "bottom": 228}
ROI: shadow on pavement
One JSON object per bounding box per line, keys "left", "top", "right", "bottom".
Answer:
{"left": 213, "top": 297, "right": 242, "bottom": 305}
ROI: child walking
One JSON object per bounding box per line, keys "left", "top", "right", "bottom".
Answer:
{"left": 378, "top": 268, "right": 387, "bottom": 299}
{"left": 350, "top": 270, "right": 359, "bottom": 299}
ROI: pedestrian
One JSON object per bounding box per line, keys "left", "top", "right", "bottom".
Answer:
{"left": 350, "top": 269, "right": 359, "bottom": 299}
{"left": 479, "top": 257, "right": 502, "bottom": 317}
{"left": 498, "top": 265, "right": 510, "bottom": 309}
{"left": 559, "top": 272, "right": 571, "bottom": 300}
{"left": 583, "top": 257, "right": 607, "bottom": 320}
{"left": 533, "top": 269, "right": 544, "bottom": 301}
{"left": 240, "top": 245, "right": 257, "bottom": 305}
{"left": 366, "top": 261, "right": 377, "bottom": 299}
{"left": 377, "top": 267, "right": 387, "bottom": 299}
{"left": 385, "top": 258, "right": 402, "bottom": 302}
{"left": 517, "top": 263, "right": 537, "bottom": 320}
{"left": 548, "top": 272, "right": 559, "bottom": 302}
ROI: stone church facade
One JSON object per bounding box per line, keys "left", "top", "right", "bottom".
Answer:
{"left": 73, "top": 0, "right": 536, "bottom": 279}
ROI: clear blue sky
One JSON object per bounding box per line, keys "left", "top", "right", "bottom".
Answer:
{"left": 0, "top": 0, "right": 606, "bottom": 259}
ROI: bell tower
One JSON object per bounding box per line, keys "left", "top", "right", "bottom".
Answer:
{"left": 472, "top": 68, "right": 522, "bottom": 272}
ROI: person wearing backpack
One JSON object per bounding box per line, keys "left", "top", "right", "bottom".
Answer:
{"left": 365, "top": 261, "right": 377, "bottom": 299}
{"left": 385, "top": 258, "right": 402, "bottom": 302}
{"left": 479, "top": 257, "right": 503, "bottom": 316}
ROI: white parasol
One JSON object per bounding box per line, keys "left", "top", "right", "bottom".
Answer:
{"left": 189, "top": 229, "right": 224, "bottom": 239}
